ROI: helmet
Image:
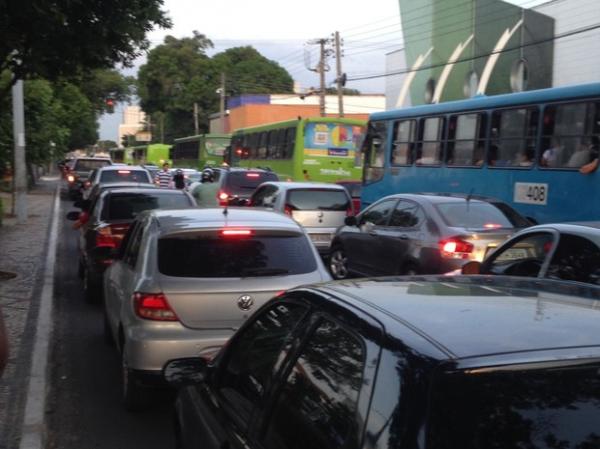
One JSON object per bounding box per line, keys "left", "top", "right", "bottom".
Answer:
{"left": 201, "top": 168, "right": 214, "bottom": 183}
{"left": 176, "top": 168, "right": 183, "bottom": 174}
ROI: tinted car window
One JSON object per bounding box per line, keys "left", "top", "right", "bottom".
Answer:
{"left": 158, "top": 233, "right": 316, "bottom": 277}
{"left": 224, "top": 171, "right": 279, "bottom": 196}
{"left": 547, "top": 234, "right": 600, "bottom": 284}
{"left": 360, "top": 199, "right": 397, "bottom": 226}
{"left": 486, "top": 232, "right": 554, "bottom": 277}
{"left": 286, "top": 189, "right": 349, "bottom": 211}
{"left": 100, "top": 170, "right": 150, "bottom": 183}
{"left": 262, "top": 319, "right": 365, "bottom": 449}
{"left": 435, "top": 202, "right": 517, "bottom": 229}
{"left": 104, "top": 193, "right": 191, "bottom": 220}
{"left": 218, "top": 302, "right": 308, "bottom": 428}
{"left": 389, "top": 200, "right": 424, "bottom": 228}
{"left": 74, "top": 159, "right": 111, "bottom": 171}
{"left": 428, "top": 363, "right": 600, "bottom": 449}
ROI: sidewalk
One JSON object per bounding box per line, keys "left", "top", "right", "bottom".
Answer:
{"left": 0, "top": 177, "right": 59, "bottom": 449}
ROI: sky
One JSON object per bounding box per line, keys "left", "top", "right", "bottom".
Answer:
{"left": 99, "top": 0, "right": 550, "bottom": 141}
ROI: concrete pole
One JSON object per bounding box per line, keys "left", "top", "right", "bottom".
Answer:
{"left": 220, "top": 73, "right": 226, "bottom": 133}
{"left": 193, "top": 102, "right": 199, "bottom": 135}
{"left": 334, "top": 31, "right": 344, "bottom": 117}
{"left": 12, "top": 79, "right": 27, "bottom": 223}
{"left": 319, "top": 40, "right": 326, "bottom": 117}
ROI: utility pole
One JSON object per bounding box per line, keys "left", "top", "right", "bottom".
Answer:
{"left": 219, "top": 73, "right": 226, "bottom": 133}
{"left": 307, "top": 38, "right": 333, "bottom": 117}
{"left": 12, "top": 79, "right": 27, "bottom": 223}
{"left": 334, "top": 31, "right": 345, "bottom": 118}
{"left": 193, "top": 102, "right": 199, "bottom": 135}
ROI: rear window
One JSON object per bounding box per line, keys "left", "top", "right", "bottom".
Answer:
{"left": 104, "top": 193, "right": 191, "bottom": 220}
{"left": 74, "top": 159, "right": 111, "bottom": 171}
{"left": 100, "top": 170, "right": 150, "bottom": 183}
{"left": 286, "top": 189, "right": 350, "bottom": 211}
{"left": 224, "top": 171, "right": 279, "bottom": 196}
{"left": 158, "top": 232, "right": 316, "bottom": 277}
{"left": 429, "top": 363, "right": 600, "bottom": 449}
{"left": 435, "top": 201, "right": 522, "bottom": 229}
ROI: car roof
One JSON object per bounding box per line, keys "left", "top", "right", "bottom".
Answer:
{"left": 261, "top": 181, "right": 348, "bottom": 190}
{"left": 101, "top": 188, "right": 187, "bottom": 196}
{"left": 97, "top": 165, "right": 148, "bottom": 172}
{"left": 378, "top": 192, "right": 500, "bottom": 204}
{"left": 317, "top": 276, "right": 600, "bottom": 361}
{"left": 96, "top": 182, "right": 157, "bottom": 190}
{"left": 148, "top": 207, "right": 302, "bottom": 234}
{"left": 530, "top": 222, "right": 600, "bottom": 231}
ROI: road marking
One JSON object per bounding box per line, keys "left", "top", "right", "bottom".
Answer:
{"left": 19, "top": 183, "right": 60, "bottom": 449}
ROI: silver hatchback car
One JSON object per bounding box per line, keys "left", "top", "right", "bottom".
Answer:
{"left": 248, "top": 182, "right": 354, "bottom": 255}
{"left": 103, "top": 208, "right": 330, "bottom": 409}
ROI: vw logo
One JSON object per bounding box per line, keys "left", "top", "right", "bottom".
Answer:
{"left": 237, "top": 295, "right": 254, "bottom": 311}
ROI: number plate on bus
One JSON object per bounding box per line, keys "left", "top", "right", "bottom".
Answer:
{"left": 514, "top": 182, "right": 548, "bottom": 205}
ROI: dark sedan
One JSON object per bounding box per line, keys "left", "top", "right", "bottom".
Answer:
{"left": 67, "top": 188, "right": 196, "bottom": 302}
{"left": 462, "top": 222, "right": 600, "bottom": 286}
{"left": 164, "top": 276, "right": 600, "bottom": 449}
{"left": 329, "top": 193, "right": 531, "bottom": 279}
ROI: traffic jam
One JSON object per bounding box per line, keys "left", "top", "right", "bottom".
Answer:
{"left": 60, "top": 153, "right": 600, "bottom": 448}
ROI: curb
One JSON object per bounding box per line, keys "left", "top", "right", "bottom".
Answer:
{"left": 18, "top": 184, "right": 60, "bottom": 449}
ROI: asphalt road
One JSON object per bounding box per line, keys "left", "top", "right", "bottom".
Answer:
{"left": 46, "top": 194, "right": 174, "bottom": 449}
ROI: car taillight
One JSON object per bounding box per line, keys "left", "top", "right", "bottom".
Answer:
{"left": 133, "top": 292, "right": 178, "bottom": 321}
{"left": 284, "top": 204, "right": 293, "bottom": 216}
{"left": 220, "top": 229, "right": 253, "bottom": 237}
{"left": 439, "top": 238, "right": 474, "bottom": 259}
{"left": 483, "top": 223, "right": 502, "bottom": 229}
{"left": 218, "top": 191, "right": 229, "bottom": 206}
{"left": 67, "top": 174, "right": 76, "bottom": 183}
{"left": 95, "top": 225, "right": 126, "bottom": 248}
{"left": 246, "top": 172, "right": 260, "bottom": 178}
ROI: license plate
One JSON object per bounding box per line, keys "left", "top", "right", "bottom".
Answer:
{"left": 496, "top": 247, "right": 529, "bottom": 261}
{"left": 310, "top": 234, "right": 331, "bottom": 242}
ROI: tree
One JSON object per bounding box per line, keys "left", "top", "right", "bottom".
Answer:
{"left": 0, "top": 0, "right": 170, "bottom": 99}
{"left": 96, "top": 140, "right": 118, "bottom": 151}
{"left": 75, "top": 69, "right": 135, "bottom": 114}
{"left": 54, "top": 82, "right": 98, "bottom": 150}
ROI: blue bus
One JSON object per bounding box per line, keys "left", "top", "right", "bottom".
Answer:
{"left": 361, "top": 83, "right": 600, "bottom": 223}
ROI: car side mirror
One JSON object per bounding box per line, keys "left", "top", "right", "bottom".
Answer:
{"left": 65, "top": 211, "right": 80, "bottom": 221}
{"left": 344, "top": 216, "right": 357, "bottom": 226}
{"left": 461, "top": 261, "right": 481, "bottom": 275}
{"left": 163, "top": 357, "right": 209, "bottom": 388}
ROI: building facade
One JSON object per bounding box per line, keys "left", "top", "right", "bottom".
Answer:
{"left": 118, "top": 106, "right": 149, "bottom": 147}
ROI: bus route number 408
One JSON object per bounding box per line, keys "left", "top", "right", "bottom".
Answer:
{"left": 514, "top": 182, "right": 548, "bottom": 206}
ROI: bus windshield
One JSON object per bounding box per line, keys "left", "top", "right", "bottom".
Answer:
{"left": 205, "top": 138, "right": 228, "bottom": 156}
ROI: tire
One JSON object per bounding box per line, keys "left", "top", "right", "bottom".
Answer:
{"left": 83, "top": 268, "right": 100, "bottom": 304}
{"left": 329, "top": 247, "right": 350, "bottom": 280}
{"left": 121, "top": 346, "right": 149, "bottom": 411}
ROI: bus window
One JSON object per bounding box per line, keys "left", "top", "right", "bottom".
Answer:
{"left": 416, "top": 117, "right": 444, "bottom": 165}
{"left": 391, "top": 120, "right": 415, "bottom": 165}
{"left": 283, "top": 127, "right": 296, "bottom": 159}
{"left": 363, "top": 121, "right": 388, "bottom": 184}
{"left": 258, "top": 132, "right": 268, "bottom": 159}
{"left": 490, "top": 107, "right": 538, "bottom": 167}
{"left": 266, "top": 130, "right": 277, "bottom": 158}
{"left": 541, "top": 102, "right": 600, "bottom": 169}
{"left": 447, "top": 113, "right": 487, "bottom": 167}
{"left": 247, "top": 133, "right": 259, "bottom": 159}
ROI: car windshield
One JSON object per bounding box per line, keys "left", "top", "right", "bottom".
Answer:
{"left": 103, "top": 193, "right": 191, "bottom": 220}
{"left": 429, "top": 363, "right": 600, "bottom": 449}
{"left": 286, "top": 189, "right": 350, "bottom": 211}
{"left": 100, "top": 170, "right": 150, "bottom": 183}
{"left": 157, "top": 233, "right": 316, "bottom": 277}
{"left": 435, "top": 201, "right": 520, "bottom": 229}
{"left": 74, "top": 159, "right": 111, "bottom": 171}
{"left": 225, "top": 171, "right": 279, "bottom": 196}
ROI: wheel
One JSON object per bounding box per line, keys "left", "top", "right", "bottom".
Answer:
{"left": 329, "top": 247, "right": 349, "bottom": 280}
{"left": 103, "top": 310, "right": 114, "bottom": 346}
{"left": 121, "top": 345, "right": 149, "bottom": 411}
{"left": 83, "top": 268, "right": 100, "bottom": 304}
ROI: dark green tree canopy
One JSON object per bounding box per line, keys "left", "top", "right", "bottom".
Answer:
{"left": 0, "top": 0, "right": 170, "bottom": 96}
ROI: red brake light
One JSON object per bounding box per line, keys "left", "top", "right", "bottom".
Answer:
{"left": 218, "top": 191, "right": 229, "bottom": 206}
{"left": 95, "top": 224, "right": 127, "bottom": 249}
{"left": 439, "top": 238, "right": 474, "bottom": 259}
{"left": 117, "top": 170, "right": 131, "bottom": 174}
{"left": 246, "top": 172, "right": 260, "bottom": 178}
{"left": 67, "top": 175, "right": 76, "bottom": 183}
{"left": 220, "top": 229, "right": 253, "bottom": 237}
{"left": 483, "top": 223, "right": 502, "bottom": 229}
{"left": 133, "top": 292, "right": 178, "bottom": 321}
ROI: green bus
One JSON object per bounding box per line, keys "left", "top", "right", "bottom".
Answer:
{"left": 129, "top": 143, "right": 172, "bottom": 166}
{"left": 171, "top": 133, "right": 231, "bottom": 169}
{"left": 108, "top": 147, "right": 134, "bottom": 164}
{"left": 226, "top": 117, "right": 366, "bottom": 182}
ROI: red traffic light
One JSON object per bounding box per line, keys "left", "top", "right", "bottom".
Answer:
{"left": 105, "top": 98, "right": 114, "bottom": 106}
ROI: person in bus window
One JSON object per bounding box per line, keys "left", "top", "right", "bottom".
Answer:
{"left": 517, "top": 147, "right": 534, "bottom": 167}
{"left": 541, "top": 137, "right": 563, "bottom": 167}
{"left": 579, "top": 136, "right": 599, "bottom": 174}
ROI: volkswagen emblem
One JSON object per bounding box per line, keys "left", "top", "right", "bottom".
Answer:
{"left": 237, "top": 295, "right": 254, "bottom": 311}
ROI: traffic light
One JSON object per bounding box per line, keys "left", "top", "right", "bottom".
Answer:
{"left": 105, "top": 98, "right": 115, "bottom": 113}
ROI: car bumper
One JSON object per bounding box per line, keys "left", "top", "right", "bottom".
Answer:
{"left": 124, "top": 324, "right": 232, "bottom": 374}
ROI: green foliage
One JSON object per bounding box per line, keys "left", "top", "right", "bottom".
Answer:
{"left": 54, "top": 83, "right": 97, "bottom": 150}
{"left": 96, "top": 140, "right": 118, "bottom": 151}
{"left": 74, "top": 69, "right": 135, "bottom": 114}
{"left": 0, "top": 0, "right": 170, "bottom": 99}
{"left": 137, "top": 33, "right": 295, "bottom": 142}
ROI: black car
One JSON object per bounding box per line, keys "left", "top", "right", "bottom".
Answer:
{"left": 462, "top": 222, "right": 600, "bottom": 286}
{"left": 165, "top": 276, "right": 600, "bottom": 449}
{"left": 67, "top": 188, "right": 196, "bottom": 302}
{"left": 329, "top": 193, "right": 531, "bottom": 279}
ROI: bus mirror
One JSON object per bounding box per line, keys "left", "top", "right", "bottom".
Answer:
{"left": 461, "top": 261, "right": 481, "bottom": 275}
{"left": 344, "top": 216, "right": 357, "bottom": 226}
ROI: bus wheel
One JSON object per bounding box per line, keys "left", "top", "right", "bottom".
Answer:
{"left": 329, "top": 247, "right": 349, "bottom": 280}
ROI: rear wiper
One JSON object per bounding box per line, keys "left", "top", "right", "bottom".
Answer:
{"left": 240, "top": 268, "right": 290, "bottom": 276}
